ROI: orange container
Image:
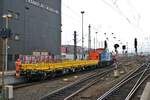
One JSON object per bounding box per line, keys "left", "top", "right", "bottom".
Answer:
{"left": 88, "top": 48, "right": 104, "bottom": 60}
{"left": 89, "top": 51, "right": 99, "bottom": 60}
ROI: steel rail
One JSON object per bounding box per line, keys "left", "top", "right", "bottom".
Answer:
{"left": 97, "top": 63, "right": 147, "bottom": 100}
{"left": 64, "top": 68, "right": 111, "bottom": 100}
{"left": 125, "top": 74, "right": 150, "bottom": 100}
{"left": 125, "top": 64, "right": 150, "bottom": 100}
{"left": 97, "top": 70, "right": 144, "bottom": 100}
{"left": 40, "top": 67, "right": 114, "bottom": 100}
{"left": 13, "top": 81, "right": 47, "bottom": 89}
{"left": 13, "top": 67, "right": 103, "bottom": 89}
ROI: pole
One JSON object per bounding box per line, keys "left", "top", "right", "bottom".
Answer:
{"left": 127, "top": 42, "right": 128, "bottom": 56}
{"left": 95, "top": 32, "right": 98, "bottom": 49}
{"left": 5, "top": 17, "right": 8, "bottom": 71}
{"left": 88, "top": 24, "right": 91, "bottom": 52}
{"left": 1, "top": 14, "right": 12, "bottom": 100}
{"left": 74, "top": 31, "right": 77, "bottom": 60}
{"left": 81, "top": 11, "right": 84, "bottom": 60}
{"left": 94, "top": 37, "right": 95, "bottom": 50}
{"left": 101, "top": 41, "right": 103, "bottom": 48}
{"left": 2, "top": 39, "right": 5, "bottom": 100}
{"left": 1, "top": 16, "right": 9, "bottom": 100}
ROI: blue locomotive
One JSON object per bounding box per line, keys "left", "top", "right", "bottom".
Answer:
{"left": 98, "top": 48, "right": 114, "bottom": 66}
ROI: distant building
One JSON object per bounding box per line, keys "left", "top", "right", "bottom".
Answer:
{"left": 61, "top": 45, "right": 88, "bottom": 60}
{"left": 0, "top": 0, "right": 61, "bottom": 70}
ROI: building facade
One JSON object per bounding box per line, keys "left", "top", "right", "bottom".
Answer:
{"left": 61, "top": 45, "right": 88, "bottom": 60}
{"left": 0, "top": 0, "right": 61, "bottom": 70}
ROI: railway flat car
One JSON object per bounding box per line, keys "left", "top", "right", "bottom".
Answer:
{"left": 16, "top": 48, "right": 114, "bottom": 79}
{"left": 18, "top": 60, "right": 98, "bottom": 79}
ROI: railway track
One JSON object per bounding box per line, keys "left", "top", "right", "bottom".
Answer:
{"left": 97, "top": 62, "right": 150, "bottom": 100}
{"left": 40, "top": 67, "right": 115, "bottom": 100}
{"left": 13, "top": 80, "right": 48, "bottom": 89}
{"left": 13, "top": 56, "right": 145, "bottom": 100}
{"left": 13, "top": 67, "right": 109, "bottom": 89}
{"left": 14, "top": 68, "right": 115, "bottom": 100}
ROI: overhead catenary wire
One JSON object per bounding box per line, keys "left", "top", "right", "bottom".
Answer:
{"left": 62, "top": 2, "right": 101, "bottom": 47}
{"left": 126, "top": 0, "right": 141, "bottom": 25}
{"left": 100, "top": 0, "right": 146, "bottom": 52}
{"left": 62, "top": 0, "right": 143, "bottom": 50}
{"left": 101, "top": 0, "right": 144, "bottom": 34}
{"left": 101, "top": 0, "right": 132, "bottom": 24}
{"left": 62, "top": 1, "right": 103, "bottom": 32}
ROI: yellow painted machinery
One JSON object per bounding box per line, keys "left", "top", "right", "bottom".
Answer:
{"left": 19, "top": 60, "right": 98, "bottom": 79}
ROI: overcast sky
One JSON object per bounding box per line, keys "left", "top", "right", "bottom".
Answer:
{"left": 61, "top": 0, "right": 150, "bottom": 53}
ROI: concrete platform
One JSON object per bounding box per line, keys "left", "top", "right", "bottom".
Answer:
{"left": 140, "top": 82, "right": 150, "bottom": 100}
{"left": 0, "top": 71, "right": 25, "bottom": 85}
{"left": 0, "top": 71, "right": 15, "bottom": 76}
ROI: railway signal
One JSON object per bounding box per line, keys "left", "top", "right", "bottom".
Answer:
{"left": 122, "top": 45, "right": 126, "bottom": 54}
{"left": 104, "top": 40, "right": 107, "bottom": 49}
{"left": 114, "top": 44, "right": 119, "bottom": 54}
{"left": 134, "top": 38, "right": 138, "bottom": 55}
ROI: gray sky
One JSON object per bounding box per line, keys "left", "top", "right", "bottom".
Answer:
{"left": 61, "top": 0, "right": 150, "bottom": 53}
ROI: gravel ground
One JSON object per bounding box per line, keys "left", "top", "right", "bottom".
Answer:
{"left": 130, "top": 74, "right": 150, "bottom": 100}
{"left": 70, "top": 56, "right": 145, "bottom": 100}
{"left": 13, "top": 68, "right": 107, "bottom": 100}
{"left": 13, "top": 56, "right": 146, "bottom": 100}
